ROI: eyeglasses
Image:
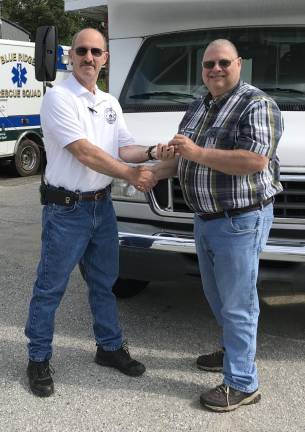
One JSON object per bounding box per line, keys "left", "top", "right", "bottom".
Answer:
{"left": 201, "top": 57, "right": 239, "bottom": 69}
{"left": 74, "top": 47, "right": 106, "bottom": 57}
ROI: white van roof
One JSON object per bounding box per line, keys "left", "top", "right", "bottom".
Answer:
{"left": 65, "top": 0, "right": 305, "bottom": 39}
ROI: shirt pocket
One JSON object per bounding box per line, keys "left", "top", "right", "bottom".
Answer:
{"left": 203, "top": 127, "right": 237, "bottom": 149}
{"left": 179, "top": 126, "right": 196, "bottom": 138}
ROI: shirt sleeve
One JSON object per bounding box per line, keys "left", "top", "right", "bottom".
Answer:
{"left": 40, "top": 87, "right": 87, "bottom": 148}
{"left": 237, "top": 97, "right": 284, "bottom": 158}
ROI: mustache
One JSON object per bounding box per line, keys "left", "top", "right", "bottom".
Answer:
{"left": 80, "top": 61, "right": 95, "bottom": 67}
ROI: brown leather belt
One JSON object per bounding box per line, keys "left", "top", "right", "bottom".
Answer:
{"left": 78, "top": 187, "right": 110, "bottom": 201}
{"left": 198, "top": 197, "right": 273, "bottom": 221}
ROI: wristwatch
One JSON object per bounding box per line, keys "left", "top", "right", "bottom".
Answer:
{"left": 146, "top": 145, "right": 156, "bottom": 160}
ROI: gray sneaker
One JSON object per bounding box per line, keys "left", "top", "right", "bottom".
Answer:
{"left": 200, "top": 384, "right": 261, "bottom": 412}
{"left": 196, "top": 348, "right": 224, "bottom": 372}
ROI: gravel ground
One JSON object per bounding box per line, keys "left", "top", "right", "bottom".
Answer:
{"left": 0, "top": 176, "right": 304, "bottom": 432}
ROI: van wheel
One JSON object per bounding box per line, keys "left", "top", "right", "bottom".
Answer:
{"left": 78, "top": 262, "right": 148, "bottom": 298}
{"left": 13, "top": 139, "right": 41, "bottom": 176}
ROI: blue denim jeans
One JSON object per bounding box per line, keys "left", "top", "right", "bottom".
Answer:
{"left": 25, "top": 195, "right": 123, "bottom": 361}
{"left": 194, "top": 203, "right": 274, "bottom": 392}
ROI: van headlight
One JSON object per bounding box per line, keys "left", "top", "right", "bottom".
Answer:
{"left": 111, "top": 178, "right": 148, "bottom": 202}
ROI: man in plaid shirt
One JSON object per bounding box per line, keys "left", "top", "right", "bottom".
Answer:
{"left": 153, "top": 39, "right": 283, "bottom": 412}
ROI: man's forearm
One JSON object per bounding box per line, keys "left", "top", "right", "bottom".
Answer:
{"left": 120, "top": 143, "right": 175, "bottom": 163}
{"left": 196, "top": 148, "right": 268, "bottom": 175}
{"left": 66, "top": 139, "right": 156, "bottom": 191}
{"left": 67, "top": 139, "right": 137, "bottom": 183}
{"left": 151, "top": 157, "right": 179, "bottom": 181}
{"left": 169, "top": 134, "right": 269, "bottom": 175}
{"left": 119, "top": 145, "right": 151, "bottom": 163}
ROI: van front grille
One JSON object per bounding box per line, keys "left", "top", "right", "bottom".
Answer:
{"left": 274, "top": 179, "right": 305, "bottom": 218}
{"left": 151, "top": 176, "right": 305, "bottom": 219}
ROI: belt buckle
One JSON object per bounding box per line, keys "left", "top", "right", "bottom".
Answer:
{"left": 94, "top": 191, "right": 104, "bottom": 201}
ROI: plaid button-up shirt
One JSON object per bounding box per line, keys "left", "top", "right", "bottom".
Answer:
{"left": 177, "top": 81, "right": 283, "bottom": 214}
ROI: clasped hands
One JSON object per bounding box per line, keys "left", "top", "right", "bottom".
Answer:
{"left": 130, "top": 165, "right": 157, "bottom": 193}
{"left": 156, "top": 134, "right": 199, "bottom": 161}
{"left": 129, "top": 134, "right": 198, "bottom": 193}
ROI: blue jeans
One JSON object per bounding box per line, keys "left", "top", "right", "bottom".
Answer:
{"left": 194, "top": 203, "right": 274, "bottom": 392}
{"left": 25, "top": 195, "right": 123, "bottom": 361}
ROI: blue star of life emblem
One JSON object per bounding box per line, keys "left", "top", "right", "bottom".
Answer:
{"left": 11, "top": 63, "right": 27, "bottom": 88}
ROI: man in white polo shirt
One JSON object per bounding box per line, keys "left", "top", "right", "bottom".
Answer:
{"left": 25, "top": 28, "right": 156, "bottom": 397}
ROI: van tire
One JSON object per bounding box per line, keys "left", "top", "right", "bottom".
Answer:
{"left": 78, "top": 261, "right": 148, "bottom": 298}
{"left": 13, "top": 139, "right": 41, "bottom": 177}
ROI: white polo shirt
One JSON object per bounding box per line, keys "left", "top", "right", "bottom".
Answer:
{"left": 40, "top": 74, "right": 135, "bottom": 192}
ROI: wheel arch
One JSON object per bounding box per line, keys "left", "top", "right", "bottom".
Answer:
{"left": 14, "top": 130, "right": 44, "bottom": 154}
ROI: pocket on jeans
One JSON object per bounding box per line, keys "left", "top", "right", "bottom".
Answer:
{"left": 50, "top": 202, "right": 80, "bottom": 215}
{"left": 229, "top": 211, "right": 260, "bottom": 233}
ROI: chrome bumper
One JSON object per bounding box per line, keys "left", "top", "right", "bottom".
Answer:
{"left": 119, "top": 232, "right": 305, "bottom": 263}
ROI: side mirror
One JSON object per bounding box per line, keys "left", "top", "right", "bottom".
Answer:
{"left": 35, "top": 26, "right": 58, "bottom": 82}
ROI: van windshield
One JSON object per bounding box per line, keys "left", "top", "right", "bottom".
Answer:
{"left": 120, "top": 27, "right": 305, "bottom": 112}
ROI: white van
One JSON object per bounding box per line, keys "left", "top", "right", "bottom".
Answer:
{"left": 0, "top": 39, "right": 69, "bottom": 176}
{"left": 66, "top": 0, "right": 305, "bottom": 296}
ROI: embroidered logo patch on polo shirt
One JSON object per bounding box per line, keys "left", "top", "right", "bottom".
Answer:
{"left": 104, "top": 107, "right": 117, "bottom": 124}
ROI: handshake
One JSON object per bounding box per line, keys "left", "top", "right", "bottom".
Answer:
{"left": 128, "top": 165, "right": 157, "bottom": 193}
{"left": 126, "top": 143, "right": 175, "bottom": 193}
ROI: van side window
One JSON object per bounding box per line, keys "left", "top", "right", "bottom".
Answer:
{"left": 119, "top": 28, "right": 305, "bottom": 112}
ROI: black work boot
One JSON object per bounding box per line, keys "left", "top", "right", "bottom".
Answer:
{"left": 27, "top": 360, "right": 54, "bottom": 397}
{"left": 200, "top": 383, "right": 261, "bottom": 412}
{"left": 95, "top": 342, "right": 145, "bottom": 377}
{"left": 196, "top": 348, "right": 224, "bottom": 372}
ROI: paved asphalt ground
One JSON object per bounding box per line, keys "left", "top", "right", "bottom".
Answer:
{"left": 0, "top": 172, "right": 304, "bottom": 432}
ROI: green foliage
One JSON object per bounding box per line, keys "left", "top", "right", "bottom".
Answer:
{"left": 1, "top": 0, "right": 102, "bottom": 44}
{"left": 97, "top": 79, "right": 107, "bottom": 92}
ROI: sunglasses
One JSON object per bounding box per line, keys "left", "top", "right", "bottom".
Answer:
{"left": 74, "top": 47, "right": 106, "bottom": 57}
{"left": 201, "top": 57, "right": 239, "bottom": 69}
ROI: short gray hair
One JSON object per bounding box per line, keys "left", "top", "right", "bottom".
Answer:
{"left": 204, "top": 39, "right": 239, "bottom": 57}
{"left": 71, "top": 28, "right": 107, "bottom": 49}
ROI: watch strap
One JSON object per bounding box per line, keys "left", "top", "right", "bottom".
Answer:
{"left": 146, "top": 145, "right": 156, "bottom": 160}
